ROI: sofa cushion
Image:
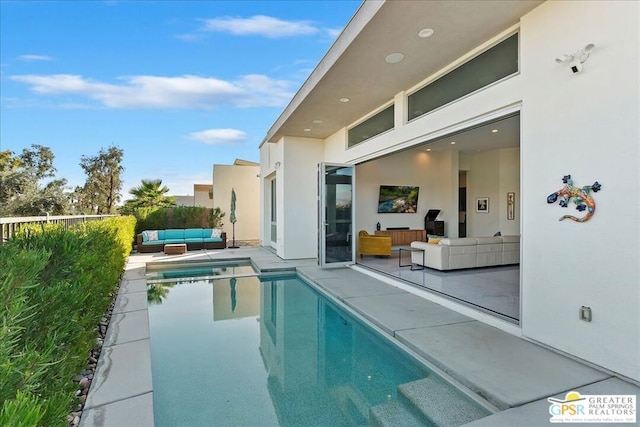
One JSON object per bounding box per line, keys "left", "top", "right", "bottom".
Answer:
{"left": 439, "top": 237, "right": 478, "bottom": 246}
{"left": 146, "top": 230, "right": 159, "bottom": 241}
{"left": 142, "top": 239, "right": 165, "bottom": 246}
{"left": 475, "top": 236, "right": 502, "bottom": 245}
{"left": 164, "top": 229, "right": 185, "bottom": 240}
{"left": 141, "top": 231, "right": 149, "bottom": 242}
{"left": 203, "top": 237, "right": 223, "bottom": 243}
{"left": 158, "top": 230, "right": 165, "bottom": 240}
{"left": 184, "top": 238, "right": 204, "bottom": 244}
{"left": 184, "top": 228, "right": 204, "bottom": 239}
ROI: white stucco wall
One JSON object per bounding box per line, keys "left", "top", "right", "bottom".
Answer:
{"left": 282, "top": 137, "right": 324, "bottom": 259}
{"left": 260, "top": 137, "right": 324, "bottom": 259}
{"left": 519, "top": 0, "right": 640, "bottom": 380}
{"left": 262, "top": 0, "right": 639, "bottom": 379}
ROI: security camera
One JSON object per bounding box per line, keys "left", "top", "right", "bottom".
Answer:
{"left": 570, "top": 61, "right": 583, "bottom": 73}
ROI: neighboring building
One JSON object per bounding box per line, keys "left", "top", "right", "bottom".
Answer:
{"left": 173, "top": 184, "right": 214, "bottom": 208}
{"left": 259, "top": 1, "right": 639, "bottom": 382}
{"left": 173, "top": 195, "right": 194, "bottom": 207}
{"left": 213, "top": 159, "right": 260, "bottom": 243}
{"left": 194, "top": 184, "right": 214, "bottom": 209}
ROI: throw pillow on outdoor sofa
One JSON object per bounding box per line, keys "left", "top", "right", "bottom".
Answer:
{"left": 211, "top": 229, "right": 222, "bottom": 238}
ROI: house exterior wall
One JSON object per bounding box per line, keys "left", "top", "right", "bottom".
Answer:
{"left": 260, "top": 1, "right": 639, "bottom": 379}
{"left": 281, "top": 137, "right": 324, "bottom": 259}
{"left": 518, "top": 0, "right": 639, "bottom": 381}
{"left": 259, "top": 136, "right": 324, "bottom": 258}
{"left": 212, "top": 164, "right": 260, "bottom": 242}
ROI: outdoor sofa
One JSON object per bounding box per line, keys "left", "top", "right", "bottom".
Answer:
{"left": 136, "top": 228, "right": 227, "bottom": 253}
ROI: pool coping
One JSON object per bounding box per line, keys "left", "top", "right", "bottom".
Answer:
{"left": 80, "top": 247, "right": 640, "bottom": 426}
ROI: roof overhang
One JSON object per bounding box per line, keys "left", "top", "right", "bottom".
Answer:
{"left": 262, "top": 0, "right": 544, "bottom": 146}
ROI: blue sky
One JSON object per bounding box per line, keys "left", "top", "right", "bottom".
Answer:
{"left": 0, "top": 0, "right": 360, "bottom": 197}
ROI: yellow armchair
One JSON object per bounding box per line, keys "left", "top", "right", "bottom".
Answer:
{"left": 358, "top": 230, "right": 392, "bottom": 257}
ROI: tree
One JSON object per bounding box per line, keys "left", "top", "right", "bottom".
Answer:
{"left": 78, "top": 146, "right": 124, "bottom": 214}
{"left": 121, "top": 179, "right": 176, "bottom": 213}
{"left": 0, "top": 145, "right": 70, "bottom": 216}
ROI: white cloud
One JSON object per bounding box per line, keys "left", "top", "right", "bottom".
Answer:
{"left": 189, "top": 128, "right": 247, "bottom": 145}
{"left": 10, "top": 73, "right": 294, "bottom": 109}
{"left": 19, "top": 54, "right": 53, "bottom": 61}
{"left": 324, "top": 27, "right": 343, "bottom": 39}
{"left": 203, "top": 15, "right": 319, "bottom": 38}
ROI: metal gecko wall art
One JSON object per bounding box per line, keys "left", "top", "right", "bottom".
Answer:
{"left": 547, "top": 175, "right": 601, "bottom": 222}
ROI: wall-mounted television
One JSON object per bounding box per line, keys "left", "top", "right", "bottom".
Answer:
{"left": 377, "top": 185, "right": 419, "bottom": 213}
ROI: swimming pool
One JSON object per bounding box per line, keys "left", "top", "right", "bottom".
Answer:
{"left": 147, "top": 264, "right": 491, "bottom": 426}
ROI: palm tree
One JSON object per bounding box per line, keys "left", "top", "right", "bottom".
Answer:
{"left": 122, "top": 179, "right": 176, "bottom": 212}
{"left": 147, "top": 282, "right": 177, "bottom": 305}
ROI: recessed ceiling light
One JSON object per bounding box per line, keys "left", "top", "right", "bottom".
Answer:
{"left": 303, "top": 128, "right": 311, "bottom": 132}
{"left": 450, "top": 141, "right": 456, "bottom": 145}
{"left": 385, "top": 52, "right": 405, "bottom": 64}
{"left": 426, "top": 148, "right": 432, "bottom": 152}
{"left": 418, "top": 28, "right": 434, "bottom": 38}
{"left": 339, "top": 97, "right": 350, "bottom": 103}
{"left": 312, "top": 119, "right": 323, "bottom": 124}
{"left": 492, "top": 129, "right": 498, "bottom": 133}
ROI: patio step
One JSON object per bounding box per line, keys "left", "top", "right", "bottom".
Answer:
{"left": 369, "top": 376, "right": 491, "bottom": 427}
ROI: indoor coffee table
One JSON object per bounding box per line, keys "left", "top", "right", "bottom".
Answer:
{"left": 398, "top": 246, "right": 425, "bottom": 270}
{"left": 164, "top": 243, "right": 187, "bottom": 255}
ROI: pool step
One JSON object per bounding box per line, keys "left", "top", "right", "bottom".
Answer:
{"left": 369, "top": 400, "right": 429, "bottom": 427}
{"left": 370, "top": 376, "right": 492, "bottom": 427}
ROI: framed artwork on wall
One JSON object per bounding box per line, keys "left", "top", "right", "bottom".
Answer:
{"left": 507, "top": 192, "right": 515, "bottom": 220}
{"left": 476, "top": 197, "right": 489, "bottom": 213}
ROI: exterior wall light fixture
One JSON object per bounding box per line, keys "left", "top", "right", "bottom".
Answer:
{"left": 556, "top": 44, "right": 595, "bottom": 73}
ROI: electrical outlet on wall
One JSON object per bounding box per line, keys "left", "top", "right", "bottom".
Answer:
{"left": 579, "top": 306, "right": 592, "bottom": 322}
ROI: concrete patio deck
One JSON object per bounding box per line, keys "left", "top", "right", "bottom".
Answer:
{"left": 81, "top": 246, "right": 638, "bottom": 427}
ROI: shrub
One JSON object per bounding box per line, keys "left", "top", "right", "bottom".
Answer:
{"left": 133, "top": 206, "right": 225, "bottom": 235}
{"left": 0, "top": 216, "right": 136, "bottom": 426}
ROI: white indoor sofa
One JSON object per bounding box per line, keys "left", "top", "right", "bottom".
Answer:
{"left": 410, "top": 235, "right": 520, "bottom": 271}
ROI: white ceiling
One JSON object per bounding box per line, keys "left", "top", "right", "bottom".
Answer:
{"left": 264, "top": 0, "right": 543, "bottom": 145}
{"left": 414, "top": 113, "right": 520, "bottom": 155}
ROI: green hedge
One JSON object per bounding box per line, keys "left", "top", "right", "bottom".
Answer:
{"left": 133, "top": 206, "right": 224, "bottom": 235}
{"left": 0, "top": 216, "right": 136, "bottom": 426}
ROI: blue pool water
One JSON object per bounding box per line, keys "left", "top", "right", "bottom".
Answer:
{"left": 147, "top": 267, "right": 490, "bottom": 426}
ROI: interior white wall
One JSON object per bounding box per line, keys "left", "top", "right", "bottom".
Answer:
{"left": 499, "top": 148, "right": 520, "bottom": 236}
{"left": 356, "top": 148, "right": 519, "bottom": 238}
{"left": 464, "top": 147, "right": 520, "bottom": 237}
{"left": 519, "top": 0, "right": 639, "bottom": 381}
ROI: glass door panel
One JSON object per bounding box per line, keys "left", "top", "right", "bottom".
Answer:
{"left": 318, "top": 163, "right": 355, "bottom": 267}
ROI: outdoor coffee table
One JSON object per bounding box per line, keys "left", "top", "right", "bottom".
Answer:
{"left": 164, "top": 243, "right": 187, "bottom": 255}
{"left": 398, "top": 246, "right": 425, "bottom": 270}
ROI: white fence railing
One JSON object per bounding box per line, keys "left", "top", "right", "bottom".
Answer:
{"left": 0, "top": 215, "right": 115, "bottom": 243}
